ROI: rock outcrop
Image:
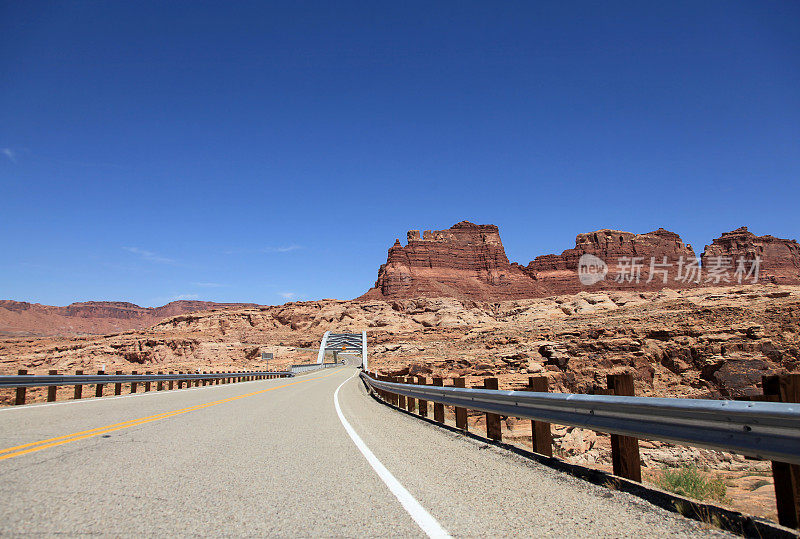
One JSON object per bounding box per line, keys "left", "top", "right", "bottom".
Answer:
{"left": 526, "top": 228, "right": 699, "bottom": 294}
{"left": 361, "top": 222, "right": 800, "bottom": 300}
{"left": 360, "top": 221, "right": 548, "bottom": 301}
{"left": 701, "top": 227, "right": 800, "bottom": 284}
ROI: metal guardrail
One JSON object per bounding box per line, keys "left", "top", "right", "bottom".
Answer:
{"left": 290, "top": 362, "right": 340, "bottom": 374}
{"left": 0, "top": 371, "right": 293, "bottom": 388}
{"left": 361, "top": 373, "right": 800, "bottom": 465}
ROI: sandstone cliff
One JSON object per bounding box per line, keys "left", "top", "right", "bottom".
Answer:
{"left": 526, "top": 228, "right": 699, "bottom": 294}
{"left": 363, "top": 222, "right": 799, "bottom": 299}
{"left": 359, "top": 221, "right": 548, "bottom": 301}
{"left": 701, "top": 227, "right": 800, "bottom": 284}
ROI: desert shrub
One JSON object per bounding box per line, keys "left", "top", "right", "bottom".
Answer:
{"left": 655, "top": 466, "right": 727, "bottom": 502}
{"left": 748, "top": 479, "right": 771, "bottom": 491}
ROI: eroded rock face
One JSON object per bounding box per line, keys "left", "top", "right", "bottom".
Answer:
{"left": 701, "top": 227, "right": 800, "bottom": 284}
{"left": 526, "top": 228, "right": 698, "bottom": 294}
{"left": 361, "top": 222, "right": 800, "bottom": 299}
{"left": 360, "top": 221, "right": 548, "bottom": 300}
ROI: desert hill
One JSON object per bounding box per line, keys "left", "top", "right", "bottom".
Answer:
{"left": 0, "top": 300, "right": 259, "bottom": 337}
{"left": 3, "top": 284, "right": 798, "bottom": 402}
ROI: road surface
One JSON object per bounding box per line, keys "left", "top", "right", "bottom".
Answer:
{"left": 0, "top": 367, "right": 722, "bottom": 537}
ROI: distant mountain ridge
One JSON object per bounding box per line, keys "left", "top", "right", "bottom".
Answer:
{"left": 0, "top": 300, "right": 259, "bottom": 336}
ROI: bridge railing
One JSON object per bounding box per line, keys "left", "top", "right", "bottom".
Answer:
{"left": 360, "top": 370, "right": 800, "bottom": 530}
{"left": 2, "top": 369, "right": 293, "bottom": 406}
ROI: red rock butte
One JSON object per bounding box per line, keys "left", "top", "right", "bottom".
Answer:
{"left": 359, "top": 221, "right": 549, "bottom": 301}
{"left": 701, "top": 226, "right": 800, "bottom": 284}
{"left": 360, "top": 222, "right": 800, "bottom": 300}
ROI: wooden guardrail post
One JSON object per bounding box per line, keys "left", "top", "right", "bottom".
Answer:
{"left": 525, "top": 376, "right": 553, "bottom": 457}
{"left": 15, "top": 369, "right": 28, "bottom": 405}
{"left": 483, "top": 377, "right": 502, "bottom": 441}
{"left": 382, "top": 375, "right": 390, "bottom": 404}
{"left": 48, "top": 370, "right": 58, "bottom": 402}
{"left": 453, "top": 377, "right": 468, "bottom": 431}
{"left": 764, "top": 374, "right": 800, "bottom": 529}
{"left": 417, "top": 376, "right": 428, "bottom": 417}
{"left": 405, "top": 377, "right": 416, "bottom": 413}
{"left": 168, "top": 372, "right": 174, "bottom": 390}
{"left": 74, "top": 370, "right": 84, "bottom": 400}
{"left": 144, "top": 371, "right": 152, "bottom": 392}
{"left": 390, "top": 376, "right": 399, "bottom": 407}
{"left": 114, "top": 370, "right": 122, "bottom": 395}
{"left": 432, "top": 377, "right": 445, "bottom": 423}
{"left": 95, "top": 370, "right": 105, "bottom": 397}
{"left": 384, "top": 375, "right": 392, "bottom": 404}
{"left": 157, "top": 372, "right": 164, "bottom": 391}
{"left": 396, "top": 376, "right": 406, "bottom": 409}
{"left": 131, "top": 371, "right": 138, "bottom": 393}
{"left": 607, "top": 374, "right": 641, "bottom": 482}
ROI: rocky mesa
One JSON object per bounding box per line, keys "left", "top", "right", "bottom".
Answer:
{"left": 361, "top": 222, "right": 800, "bottom": 300}
{"left": 359, "top": 221, "right": 549, "bottom": 301}
{"left": 701, "top": 226, "right": 800, "bottom": 284}
{"left": 526, "top": 228, "right": 699, "bottom": 294}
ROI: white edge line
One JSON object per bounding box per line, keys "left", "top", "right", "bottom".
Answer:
{"left": 334, "top": 373, "right": 451, "bottom": 539}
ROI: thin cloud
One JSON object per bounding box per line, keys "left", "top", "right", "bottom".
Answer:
{"left": 2, "top": 148, "right": 16, "bottom": 163}
{"left": 170, "top": 293, "right": 200, "bottom": 301}
{"left": 123, "top": 246, "right": 176, "bottom": 264}
{"left": 193, "top": 282, "right": 227, "bottom": 288}
{"left": 279, "top": 291, "right": 297, "bottom": 300}
{"left": 268, "top": 245, "right": 302, "bottom": 253}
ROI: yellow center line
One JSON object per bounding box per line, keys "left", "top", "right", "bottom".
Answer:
{"left": 0, "top": 367, "right": 345, "bottom": 461}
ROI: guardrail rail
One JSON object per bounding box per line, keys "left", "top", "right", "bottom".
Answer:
{"left": 360, "top": 370, "right": 800, "bottom": 530}
{"left": 2, "top": 369, "right": 293, "bottom": 405}
{"left": 290, "top": 362, "right": 340, "bottom": 374}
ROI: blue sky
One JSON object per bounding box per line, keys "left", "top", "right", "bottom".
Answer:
{"left": 2, "top": 2, "right": 799, "bottom": 307}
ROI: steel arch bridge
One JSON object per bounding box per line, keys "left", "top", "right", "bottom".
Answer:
{"left": 316, "top": 330, "right": 368, "bottom": 369}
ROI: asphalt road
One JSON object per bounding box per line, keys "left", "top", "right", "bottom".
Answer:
{"left": 0, "top": 366, "right": 723, "bottom": 537}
